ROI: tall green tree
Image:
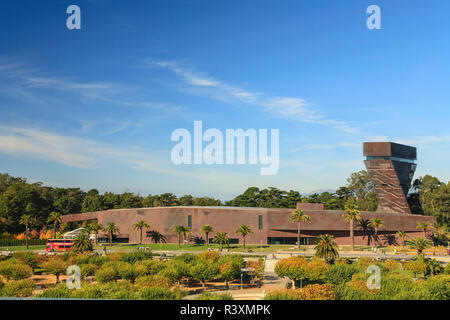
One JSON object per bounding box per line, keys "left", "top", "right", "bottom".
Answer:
{"left": 410, "top": 175, "right": 449, "bottom": 229}
{"left": 0, "top": 183, "right": 46, "bottom": 233}
{"left": 86, "top": 221, "right": 103, "bottom": 244}
{"left": 346, "top": 170, "right": 378, "bottom": 211}
{"left": 179, "top": 194, "right": 194, "bottom": 206}
{"left": 51, "top": 187, "right": 84, "bottom": 214}
{"left": 102, "top": 192, "right": 122, "bottom": 209}
{"left": 19, "top": 214, "right": 34, "bottom": 250}
{"left": 227, "top": 187, "right": 261, "bottom": 207}
{"left": 47, "top": 211, "right": 62, "bottom": 239}
{"left": 336, "top": 186, "right": 353, "bottom": 208}
{"left": 181, "top": 226, "right": 191, "bottom": 245}
{"left": 235, "top": 225, "right": 253, "bottom": 249}
{"left": 119, "top": 192, "right": 143, "bottom": 209}
{"left": 103, "top": 222, "right": 120, "bottom": 246}
{"left": 153, "top": 193, "right": 179, "bottom": 207}
{"left": 341, "top": 203, "right": 362, "bottom": 251}
{"left": 172, "top": 225, "right": 185, "bottom": 248}
{"left": 284, "top": 190, "right": 303, "bottom": 208}
{"left": 290, "top": 209, "right": 311, "bottom": 250}
{"left": 192, "top": 197, "right": 221, "bottom": 206}
{"left": 201, "top": 224, "right": 213, "bottom": 246}
{"left": 368, "top": 218, "right": 384, "bottom": 247}
{"left": 416, "top": 221, "right": 433, "bottom": 238}
{"left": 81, "top": 194, "right": 103, "bottom": 212}
{"left": 395, "top": 230, "right": 408, "bottom": 249}
{"left": 133, "top": 220, "right": 150, "bottom": 244}
{"left": 213, "top": 232, "right": 229, "bottom": 251}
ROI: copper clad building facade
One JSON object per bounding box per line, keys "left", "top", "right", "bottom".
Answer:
{"left": 62, "top": 142, "right": 434, "bottom": 246}
{"left": 363, "top": 142, "right": 417, "bottom": 214}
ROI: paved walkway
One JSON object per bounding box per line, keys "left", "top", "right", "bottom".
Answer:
{"left": 183, "top": 257, "right": 286, "bottom": 300}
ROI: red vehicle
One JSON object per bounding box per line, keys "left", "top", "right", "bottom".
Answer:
{"left": 45, "top": 239, "right": 74, "bottom": 252}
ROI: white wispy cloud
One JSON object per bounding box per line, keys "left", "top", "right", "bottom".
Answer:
{"left": 151, "top": 60, "right": 359, "bottom": 133}
{"left": 0, "top": 125, "right": 277, "bottom": 190}
{"left": 0, "top": 126, "right": 99, "bottom": 168}
{"left": 397, "top": 135, "right": 450, "bottom": 145}
{"left": 0, "top": 60, "right": 185, "bottom": 114}
{"left": 0, "top": 61, "right": 123, "bottom": 101}
{"left": 0, "top": 125, "right": 171, "bottom": 170}
{"left": 0, "top": 60, "right": 190, "bottom": 136}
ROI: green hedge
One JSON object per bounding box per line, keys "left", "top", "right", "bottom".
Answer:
{"left": 0, "top": 239, "right": 46, "bottom": 247}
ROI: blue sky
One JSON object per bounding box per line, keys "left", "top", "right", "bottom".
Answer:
{"left": 0, "top": 0, "right": 449, "bottom": 200}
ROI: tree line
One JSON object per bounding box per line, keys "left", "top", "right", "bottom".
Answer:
{"left": 0, "top": 170, "right": 448, "bottom": 236}
{"left": 224, "top": 170, "right": 378, "bottom": 211}
{"left": 408, "top": 175, "right": 450, "bottom": 229}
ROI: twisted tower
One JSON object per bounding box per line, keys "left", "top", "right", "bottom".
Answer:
{"left": 363, "top": 142, "right": 416, "bottom": 214}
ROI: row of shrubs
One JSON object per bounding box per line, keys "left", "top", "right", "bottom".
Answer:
{"left": 0, "top": 279, "right": 36, "bottom": 297}
{"left": 265, "top": 273, "right": 449, "bottom": 300}
{"left": 4, "top": 249, "right": 447, "bottom": 300}
{"left": 0, "top": 250, "right": 261, "bottom": 299}
{"left": 89, "top": 251, "right": 250, "bottom": 289}
{"left": 271, "top": 256, "right": 450, "bottom": 300}
{"left": 38, "top": 282, "right": 235, "bottom": 300}
{"left": 37, "top": 282, "right": 188, "bottom": 300}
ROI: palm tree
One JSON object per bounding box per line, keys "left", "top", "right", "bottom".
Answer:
{"left": 19, "top": 214, "right": 34, "bottom": 250}
{"left": 359, "top": 219, "right": 376, "bottom": 246}
{"left": 201, "top": 224, "right": 213, "bottom": 246}
{"left": 314, "top": 234, "right": 339, "bottom": 263}
{"left": 290, "top": 209, "right": 311, "bottom": 250}
{"left": 86, "top": 221, "right": 103, "bottom": 244}
{"left": 341, "top": 203, "right": 362, "bottom": 251}
{"left": 432, "top": 226, "right": 448, "bottom": 246}
{"left": 47, "top": 211, "right": 62, "bottom": 239}
{"left": 182, "top": 226, "right": 191, "bottom": 245}
{"left": 173, "top": 225, "right": 185, "bottom": 248}
{"left": 368, "top": 218, "right": 384, "bottom": 247}
{"left": 72, "top": 231, "right": 93, "bottom": 253}
{"left": 213, "top": 232, "right": 229, "bottom": 251}
{"left": 395, "top": 231, "right": 408, "bottom": 249}
{"left": 236, "top": 225, "right": 253, "bottom": 249}
{"left": 407, "top": 237, "right": 432, "bottom": 256}
{"left": 133, "top": 220, "right": 150, "bottom": 244}
{"left": 416, "top": 222, "right": 433, "bottom": 238}
{"left": 103, "top": 222, "right": 120, "bottom": 246}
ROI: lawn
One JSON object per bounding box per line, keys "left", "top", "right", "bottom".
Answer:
{"left": 0, "top": 242, "right": 295, "bottom": 254}
{"left": 0, "top": 245, "right": 46, "bottom": 252}
{"left": 94, "top": 243, "right": 293, "bottom": 253}
{"left": 338, "top": 246, "right": 372, "bottom": 252}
